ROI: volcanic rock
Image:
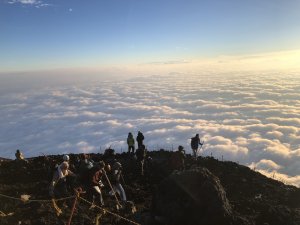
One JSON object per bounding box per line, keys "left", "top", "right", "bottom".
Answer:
{"left": 152, "top": 167, "right": 247, "bottom": 225}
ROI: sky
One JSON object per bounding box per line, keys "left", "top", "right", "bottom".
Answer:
{"left": 1, "top": 1, "right": 300, "bottom": 187}
{"left": 1, "top": 0, "right": 300, "bottom": 73}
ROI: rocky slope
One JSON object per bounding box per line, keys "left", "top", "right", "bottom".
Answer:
{"left": 1, "top": 150, "right": 300, "bottom": 225}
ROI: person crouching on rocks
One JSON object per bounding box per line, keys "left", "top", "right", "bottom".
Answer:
{"left": 15, "top": 149, "right": 28, "bottom": 164}
{"left": 15, "top": 149, "right": 24, "bottom": 161}
{"left": 86, "top": 161, "right": 106, "bottom": 207}
{"left": 110, "top": 162, "right": 127, "bottom": 202}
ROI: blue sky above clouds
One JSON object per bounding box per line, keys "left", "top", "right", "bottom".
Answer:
{"left": 1, "top": 0, "right": 300, "bottom": 72}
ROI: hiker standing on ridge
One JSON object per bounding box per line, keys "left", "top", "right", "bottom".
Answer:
{"left": 127, "top": 132, "right": 135, "bottom": 154}
{"left": 136, "top": 131, "right": 144, "bottom": 149}
{"left": 191, "top": 134, "right": 204, "bottom": 158}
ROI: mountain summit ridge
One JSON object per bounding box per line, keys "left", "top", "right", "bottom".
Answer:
{"left": 0, "top": 150, "right": 300, "bottom": 225}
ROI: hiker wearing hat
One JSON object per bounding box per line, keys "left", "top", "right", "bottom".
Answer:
{"left": 63, "top": 154, "right": 69, "bottom": 162}
{"left": 110, "top": 161, "right": 127, "bottom": 202}
{"left": 86, "top": 161, "right": 106, "bottom": 207}
{"left": 49, "top": 162, "right": 75, "bottom": 198}
{"left": 127, "top": 132, "right": 135, "bottom": 154}
{"left": 59, "top": 154, "right": 77, "bottom": 175}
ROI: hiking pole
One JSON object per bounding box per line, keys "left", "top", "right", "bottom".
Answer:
{"left": 199, "top": 141, "right": 205, "bottom": 151}
{"left": 197, "top": 141, "right": 205, "bottom": 158}
{"left": 102, "top": 170, "right": 121, "bottom": 207}
{"left": 120, "top": 173, "right": 126, "bottom": 186}
{"left": 67, "top": 190, "right": 80, "bottom": 225}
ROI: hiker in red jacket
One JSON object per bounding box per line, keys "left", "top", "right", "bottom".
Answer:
{"left": 86, "top": 161, "right": 106, "bottom": 207}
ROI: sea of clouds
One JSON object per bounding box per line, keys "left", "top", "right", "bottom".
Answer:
{"left": 1, "top": 72, "right": 300, "bottom": 186}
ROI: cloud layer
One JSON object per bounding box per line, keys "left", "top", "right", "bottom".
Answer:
{"left": 8, "top": 0, "right": 50, "bottom": 8}
{"left": 1, "top": 72, "right": 300, "bottom": 186}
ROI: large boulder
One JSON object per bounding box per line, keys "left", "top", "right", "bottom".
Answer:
{"left": 152, "top": 167, "right": 247, "bottom": 225}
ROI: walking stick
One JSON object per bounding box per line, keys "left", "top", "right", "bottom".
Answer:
{"left": 120, "top": 173, "right": 126, "bottom": 186}
{"left": 102, "top": 170, "right": 121, "bottom": 207}
{"left": 67, "top": 190, "right": 80, "bottom": 225}
{"left": 196, "top": 141, "right": 205, "bottom": 158}
{"left": 199, "top": 141, "right": 204, "bottom": 150}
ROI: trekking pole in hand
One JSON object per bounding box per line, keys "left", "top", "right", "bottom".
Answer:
{"left": 120, "top": 173, "right": 126, "bottom": 186}
{"left": 197, "top": 141, "right": 205, "bottom": 158}
{"left": 102, "top": 170, "right": 121, "bottom": 207}
{"left": 200, "top": 141, "right": 204, "bottom": 150}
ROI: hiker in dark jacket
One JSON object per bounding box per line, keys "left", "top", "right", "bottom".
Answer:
{"left": 136, "top": 131, "right": 144, "bottom": 148}
{"left": 127, "top": 132, "right": 135, "bottom": 154}
{"left": 86, "top": 161, "right": 105, "bottom": 207}
{"left": 78, "top": 154, "right": 94, "bottom": 185}
{"left": 191, "top": 134, "right": 203, "bottom": 158}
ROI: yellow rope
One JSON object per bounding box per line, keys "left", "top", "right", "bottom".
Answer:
{"left": 78, "top": 196, "right": 141, "bottom": 225}
{"left": 0, "top": 192, "right": 141, "bottom": 225}
{"left": 103, "top": 170, "right": 121, "bottom": 206}
{"left": 0, "top": 193, "right": 75, "bottom": 202}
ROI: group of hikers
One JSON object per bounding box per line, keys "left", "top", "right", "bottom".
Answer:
{"left": 48, "top": 153, "right": 128, "bottom": 214}
{"left": 14, "top": 132, "right": 204, "bottom": 214}
{"left": 169, "top": 134, "right": 204, "bottom": 171}
{"left": 126, "top": 131, "right": 145, "bottom": 153}
{"left": 127, "top": 131, "right": 203, "bottom": 157}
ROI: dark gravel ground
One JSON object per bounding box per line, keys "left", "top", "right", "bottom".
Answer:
{"left": 1, "top": 150, "right": 300, "bottom": 225}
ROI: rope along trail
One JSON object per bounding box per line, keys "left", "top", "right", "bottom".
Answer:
{"left": 78, "top": 196, "right": 141, "bottom": 225}
{"left": 0, "top": 193, "right": 75, "bottom": 202}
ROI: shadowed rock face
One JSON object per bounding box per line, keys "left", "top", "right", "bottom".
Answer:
{"left": 153, "top": 167, "right": 244, "bottom": 225}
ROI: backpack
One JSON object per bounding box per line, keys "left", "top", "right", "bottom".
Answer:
{"left": 127, "top": 137, "right": 135, "bottom": 146}
{"left": 191, "top": 137, "right": 199, "bottom": 149}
